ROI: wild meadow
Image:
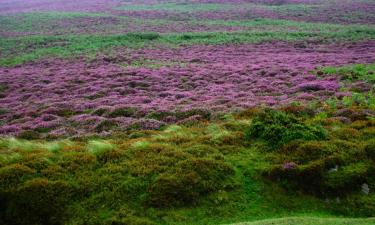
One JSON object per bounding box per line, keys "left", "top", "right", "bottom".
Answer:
{"left": 0, "top": 0, "right": 375, "bottom": 224}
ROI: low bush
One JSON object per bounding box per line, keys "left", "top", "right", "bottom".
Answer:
{"left": 1, "top": 178, "right": 78, "bottom": 225}
{"left": 267, "top": 135, "right": 375, "bottom": 195}
{"left": 245, "top": 109, "right": 326, "bottom": 148}
{"left": 147, "top": 157, "right": 235, "bottom": 207}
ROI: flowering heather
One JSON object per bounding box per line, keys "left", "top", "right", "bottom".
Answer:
{"left": 2, "top": 1, "right": 375, "bottom": 225}
{"left": 1, "top": 41, "right": 374, "bottom": 136}
{"left": 1, "top": 0, "right": 375, "bottom": 136}
{"left": 0, "top": 0, "right": 120, "bottom": 14}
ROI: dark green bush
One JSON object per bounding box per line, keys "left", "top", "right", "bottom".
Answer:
{"left": 323, "top": 162, "right": 371, "bottom": 192}
{"left": 0, "top": 164, "right": 36, "bottom": 190}
{"left": 329, "top": 194, "right": 375, "bottom": 217}
{"left": 1, "top": 178, "right": 78, "bottom": 225}
{"left": 365, "top": 139, "right": 375, "bottom": 160}
{"left": 245, "top": 109, "right": 326, "bottom": 148}
{"left": 267, "top": 138, "right": 373, "bottom": 195}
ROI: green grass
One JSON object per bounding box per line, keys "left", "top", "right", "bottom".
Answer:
{"left": 116, "top": 3, "right": 237, "bottom": 12}
{"left": 320, "top": 63, "right": 375, "bottom": 83}
{"left": 231, "top": 217, "right": 375, "bottom": 225}
{"left": 194, "top": 18, "right": 373, "bottom": 32}
{"left": 259, "top": 3, "right": 320, "bottom": 15}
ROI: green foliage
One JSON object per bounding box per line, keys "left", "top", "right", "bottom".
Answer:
{"left": 324, "top": 162, "right": 370, "bottom": 191}
{"left": 0, "top": 107, "right": 374, "bottom": 224}
{"left": 147, "top": 157, "right": 235, "bottom": 207}
{"left": 1, "top": 178, "right": 78, "bottom": 225}
{"left": 266, "top": 115, "right": 375, "bottom": 199}
{"left": 329, "top": 194, "right": 375, "bottom": 217}
{"left": 233, "top": 217, "right": 375, "bottom": 225}
{"left": 87, "top": 140, "right": 115, "bottom": 157}
{"left": 320, "top": 63, "right": 375, "bottom": 83}
{"left": 324, "top": 92, "right": 375, "bottom": 110}
{"left": 245, "top": 109, "right": 326, "bottom": 148}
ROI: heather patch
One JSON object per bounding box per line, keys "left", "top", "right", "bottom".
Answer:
{"left": 0, "top": 0, "right": 120, "bottom": 14}
{"left": 0, "top": 42, "right": 374, "bottom": 137}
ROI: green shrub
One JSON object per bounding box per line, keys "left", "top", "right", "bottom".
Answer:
{"left": 330, "top": 194, "right": 375, "bottom": 217}
{"left": 323, "top": 163, "right": 371, "bottom": 192}
{"left": 147, "top": 157, "right": 235, "bottom": 207}
{"left": 245, "top": 109, "right": 326, "bottom": 148}
{"left": 365, "top": 139, "right": 375, "bottom": 160}
{"left": 267, "top": 139, "right": 371, "bottom": 195}
{"left": 0, "top": 164, "right": 36, "bottom": 190}
{"left": 1, "top": 178, "right": 77, "bottom": 225}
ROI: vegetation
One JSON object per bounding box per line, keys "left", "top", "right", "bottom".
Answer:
{"left": 1, "top": 104, "right": 374, "bottom": 225}
{"left": 1, "top": 21, "right": 375, "bottom": 66}
{"left": 231, "top": 217, "right": 375, "bottom": 225}
{"left": 1, "top": 1, "right": 375, "bottom": 224}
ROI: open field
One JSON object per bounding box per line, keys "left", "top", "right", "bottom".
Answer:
{"left": 0, "top": 0, "right": 375, "bottom": 224}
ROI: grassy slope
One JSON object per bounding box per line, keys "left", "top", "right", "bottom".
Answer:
{"left": 1, "top": 103, "right": 374, "bottom": 224}
{"left": 231, "top": 217, "right": 375, "bottom": 225}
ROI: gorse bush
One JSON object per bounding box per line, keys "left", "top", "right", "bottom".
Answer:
{"left": 245, "top": 109, "right": 326, "bottom": 148}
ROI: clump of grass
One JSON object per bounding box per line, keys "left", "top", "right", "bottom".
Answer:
{"left": 0, "top": 138, "right": 39, "bottom": 152}
{"left": 87, "top": 140, "right": 115, "bottom": 156}
{"left": 131, "top": 140, "right": 151, "bottom": 149}
{"left": 206, "top": 124, "right": 234, "bottom": 145}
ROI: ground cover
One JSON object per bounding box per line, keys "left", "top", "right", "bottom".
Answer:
{"left": 1, "top": 0, "right": 375, "bottom": 224}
